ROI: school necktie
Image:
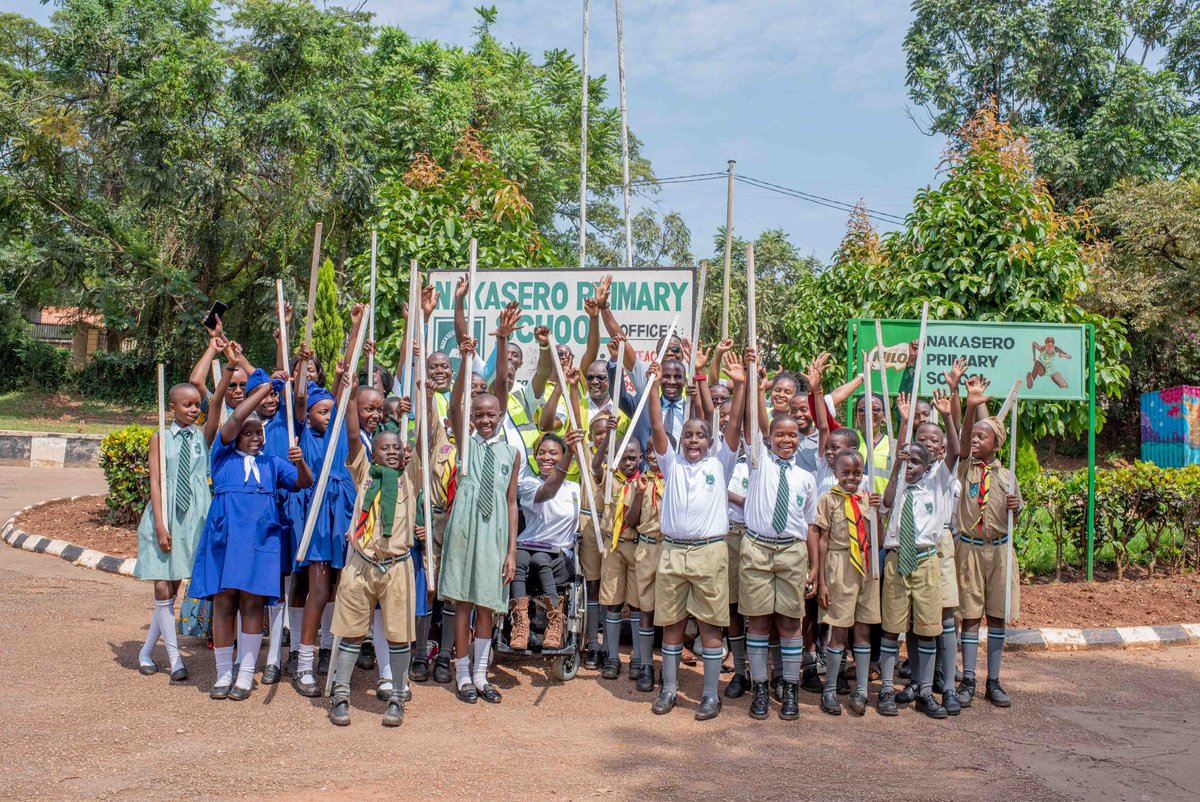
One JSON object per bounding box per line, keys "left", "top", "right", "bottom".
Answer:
{"left": 174, "top": 428, "right": 193, "bottom": 519}
{"left": 898, "top": 486, "right": 918, "bottom": 576}
{"left": 977, "top": 462, "right": 990, "bottom": 536}
{"left": 665, "top": 400, "right": 680, "bottom": 441}
{"left": 833, "top": 487, "right": 870, "bottom": 576}
{"left": 478, "top": 441, "right": 496, "bottom": 520}
{"left": 772, "top": 459, "right": 790, "bottom": 535}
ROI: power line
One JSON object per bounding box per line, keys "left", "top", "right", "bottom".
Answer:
{"left": 735, "top": 174, "right": 906, "bottom": 224}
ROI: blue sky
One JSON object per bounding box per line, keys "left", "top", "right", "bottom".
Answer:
{"left": 13, "top": 0, "right": 949, "bottom": 262}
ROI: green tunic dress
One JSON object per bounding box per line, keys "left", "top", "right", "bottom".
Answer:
{"left": 438, "top": 437, "right": 517, "bottom": 613}
{"left": 135, "top": 426, "right": 211, "bottom": 581}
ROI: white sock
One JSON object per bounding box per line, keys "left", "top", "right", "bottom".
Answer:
{"left": 214, "top": 645, "right": 235, "bottom": 687}
{"left": 373, "top": 609, "right": 392, "bottom": 683}
{"left": 288, "top": 607, "right": 304, "bottom": 647}
{"left": 454, "top": 656, "right": 471, "bottom": 690}
{"left": 266, "top": 604, "right": 285, "bottom": 668}
{"left": 139, "top": 601, "right": 163, "bottom": 667}
{"left": 235, "top": 630, "right": 263, "bottom": 690}
{"left": 298, "top": 643, "right": 315, "bottom": 677}
{"left": 320, "top": 605, "right": 334, "bottom": 649}
{"left": 154, "top": 598, "right": 181, "bottom": 672}
{"left": 472, "top": 637, "right": 492, "bottom": 689}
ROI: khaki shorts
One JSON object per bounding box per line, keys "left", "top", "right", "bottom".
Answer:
{"left": 655, "top": 540, "right": 729, "bottom": 627}
{"left": 881, "top": 550, "right": 942, "bottom": 637}
{"left": 331, "top": 549, "right": 415, "bottom": 643}
{"left": 600, "top": 539, "right": 639, "bottom": 608}
{"left": 937, "top": 529, "right": 959, "bottom": 609}
{"left": 727, "top": 524, "right": 745, "bottom": 606}
{"left": 579, "top": 518, "right": 604, "bottom": 582}
{"left": 955, "top": 539, "right": 1020, "bottom": 621}
{"left": 819, "top": 549, "right": 881, "bottom": 627}
{"left": 737, "top": 535, "right": 809, "bottom": 620}
{"left": 634, "top": 538, "right": 663, "bottom": 612}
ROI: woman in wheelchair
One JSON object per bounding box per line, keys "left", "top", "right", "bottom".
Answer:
{"left": 509, "top": 430, "right": 585, "bottom": 651}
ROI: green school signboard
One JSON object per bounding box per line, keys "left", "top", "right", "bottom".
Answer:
{"left": 427, "top": 268, "right": 695, "bottom": 380}
{"left": 850, "top": 320, "right": 1088, "bottom": 402}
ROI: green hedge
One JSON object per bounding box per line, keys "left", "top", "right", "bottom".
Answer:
{"left": 1017, "top": 462, "right": 1200, "bottom": 579}
{"left": 100, "top": 424, "right": 154, "bottom": 526}
{"left": 0, "top": 336, "right": 73, "bottom": 394}
{"left": 75, "top": 351, "right": 157, "bottom": 405}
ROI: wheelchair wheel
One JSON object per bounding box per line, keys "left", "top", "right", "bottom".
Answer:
{"left": 553, "top": 651, "right": 580, "bottom": 682}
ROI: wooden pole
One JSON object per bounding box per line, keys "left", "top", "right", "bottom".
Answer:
{"left": 461, "top": 239, "right": 478, "bottom": 478}
{"left": 720, "top": 160, "right": 736, "bottom": 340}
{"left": 295, "top": 304, "right": 371, "bottom": 564}
{"left": 548, "top": 334, "right": 604, "bottom": 552}
{"left": 615, "top": 0, "right": 633, "bottom": 268}
{"left": 210, "top": 362, "right": 227, "bottom": 425}
{"left": 604, "top": 355, "right": 623, "bottom": 500}
{"left": 1004, "top": 384, "right": 1020, "bottom": 624}
{"left": 578, "top": 0, "right": 590, "bottom": 268}
{"left": 417, "top": 301, "right": 434, "bottom": 577}
{"left": 862, "top": 353, "right": 880, "bottom": 579}
{"left": 156, "top": 363, "right": 169, "bottom": 536}
{"left": 746, "top": 243, "right": 759, "bottom": 469}
{"left": 900, "top": 302, "right": 931, "bottom": 451}
{"left": 303, "top": 222, "right": 322, "bottom": 347}
{"left": 688, "top": 261, "right": 707, "bottom": 378}
{"left": 398, "top": 261, "right": 418, "bottom": 435}
{"left": 873, "top": 319, "right": 894, "bottom": 447}
{"left": 611, "top": 314, "right": 680, "bottom": 464}
{"left": 276, "top": 280, "right": 296, "bottom": 445}
{"left": 367, "top": 231, "right": 377, "bottom": 380}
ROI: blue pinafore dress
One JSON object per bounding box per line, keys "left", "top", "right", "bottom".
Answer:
{"left": 293, "top": 415, "right": 353, "bottom": 570}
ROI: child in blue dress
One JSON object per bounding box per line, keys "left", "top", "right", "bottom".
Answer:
{"left": 189, "top": 375, "right": 312, "bottom": 700}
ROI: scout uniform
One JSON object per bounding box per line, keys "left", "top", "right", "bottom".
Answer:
{"left": 955, "top": 456, "right": 1021, "bottom": 620}
{"left": 633, "top": 474, "right": 664, "bottom": 614}
{"left": 600, "top": 473, "right": 641, "bottom": 609}
{"left": 813, "top": 487, "right": 881, "bottom": 628}
{"left": 578, "top": 461, "right": 608, "bottom": 584}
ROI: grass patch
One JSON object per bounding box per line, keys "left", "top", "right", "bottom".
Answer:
{"left": 0, "top": 390, "right": 154, "bottom": 435}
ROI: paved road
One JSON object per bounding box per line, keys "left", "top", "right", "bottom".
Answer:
{"left": 1, "top": 467, "right": 1198, "bottom": 801}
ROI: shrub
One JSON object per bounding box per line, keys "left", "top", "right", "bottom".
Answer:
{"left": 77, "top": 351, "right": 157, "bottom": 405}
{"left": 100, "top": 424, "right": 154, "bottom": 526}
{"left": 22, "top": 340, "right": 72, "bottom": 393}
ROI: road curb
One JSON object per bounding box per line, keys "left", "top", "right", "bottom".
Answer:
{"left": 0, "top": 430, "right": 104, "bottom": 468}
{"left": 1002, "top": 623, "right": 1200, "bottom": 652}
{"left": 1, "top": 497, "right": 137, "bottom": 578}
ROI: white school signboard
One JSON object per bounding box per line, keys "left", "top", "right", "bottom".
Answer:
{"left": 427, "top": 268, "right": 696, "bottom": 381}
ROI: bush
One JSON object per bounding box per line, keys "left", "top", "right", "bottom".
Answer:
{"left": 77, "top": 351, "right": 157, "bottom": 405}
{"left": 100, "top": 424, "right": 154, "bottom": 526}
{"left": 0, "top": 333, "right": 72, "bottom": 394}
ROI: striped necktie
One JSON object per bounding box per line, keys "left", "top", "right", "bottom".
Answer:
{"left": 175, "top": 428, "right": 193, "bottom": 519}
{"left": 771, "top": 459, "right": 790, "bottom": 535}
{"left": 898, "top": 486, "right": 918, "bottom": 575}
{"left": 478, "top": 441, "right": 496, "bottom": 520}
{"left": 977, "top": 463, "right": 990, "bottom": 536}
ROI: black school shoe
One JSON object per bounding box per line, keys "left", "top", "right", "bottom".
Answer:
{"left": 375, "top": 681, "right": 394, "bottom": 702}
{"left": 771, "top": 674, "right": 784, "bottom": 702}
{"left": 432, "top": 656, "right": 453, "bottom": 684}
{"left": 724, "top": 672, "right": 750, "bottom": 699}
{"left": 933, "top": 668, "right": 947, "bottom": 695}
{"left": 956, "top": 677, "right": 976, "bottom": 708}
{"left": 284, "top": 650, "right": 299, "bottom": 677}
{"left": 894, "top": 683, "right": 918, "bottom": 705}
{"left": 357, "top": 641, "right": 376, "bottom": 671}
{"left": 261, "top": 664, "right": 281, "bottom": 685}
{"left": 695, "top": 695, "right": 722, "bottom": 721}
{"left": 476, "top": 683, "right": 502, "bottom": 704}
{"left": 749, "top": 681, "right": 771, "bottom": 720}
{"left": 329, "top": 697, "right": 351, "bottom": 726}
{"left": 848, "top": 690, "right": 868, "bottom": 716}
{"left": 800, "top": 667, "right": 823, "bottom": 693}
{"left": 382, "top": 698, "right": 405, "bottom": 727}
{"left": 583, "top": 648, "right": 602, "bottom": 671}
{"left": 138, "top": 661, "right": 159, "bottom": 676}
{"left": 636, "top": 664, "right": 656, "bottom": 693}
{"left": 628, "top": 660, "right": 643, "bottom": 681}
{"left": 209, "top": 682, "right": 232, "bottom": 700}
{"left": 916, "top": 693, "right": 949, "bottom": 719}
{"left": 410, "top": 658, "right": 430, "bottom": 683}
{"left": 877, "top": 688, "right": 898, "bottom": 716}
{"left": 229, "top": 683, "right": 253, "bottom": 702}
{"left": 293, "top": 672, "right": 322, "bottom": 698}
{"left": 170, "top": 665, "right": 189, "bottom": 683}
{"left": 779, "top": 682, "right": 800, "bottom": 721}
{"left": 942, "top": 688, "right": 962, "bottom": 716}
{"left": 820, "top": 689, "right": 842, "bottom": 716}
{"left": 985, "top": 678, "right": 1011, "bottom": 707}
{"left": 316, "top": 647, "right": 332, "bottom": 675}
{"left": 600, "top": 657, "right": 621, "bottom": 680}
{"left": 456, "top": 684, "right": 478, "bottom": 704}
{"left": 651, "top": 690, "right": 677, "bottom": 715}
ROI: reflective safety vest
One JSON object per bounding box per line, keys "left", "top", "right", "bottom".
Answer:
{"left": 508, "top": 391, "right": 543, "bottom": 476}
{"left": 859, "top": 433, "right": 892, "bottom": 495}
{"left": 542, "top": 380, "right": 630, "bottom": 483}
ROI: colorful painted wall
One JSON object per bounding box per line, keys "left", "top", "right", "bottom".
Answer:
{"left": 1141, "top": 386, "right": 1200, "bottom": 467}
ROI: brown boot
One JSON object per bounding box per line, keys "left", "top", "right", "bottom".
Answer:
{"left": 541, "top": 596, "right": 565, "bottom": 650}
{"left": 508, "top": 597, "right": 531, "bottom": 650}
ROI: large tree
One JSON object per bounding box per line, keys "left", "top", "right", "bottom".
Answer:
{"left": 905, "top": 0, "right": 1200, "bottom": 205}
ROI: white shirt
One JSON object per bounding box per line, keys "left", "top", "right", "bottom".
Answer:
{"left": 659, "top": 396, "right": 687, "bottom": 445}
{"left": 883, "top": 463, "right": 954, "bottom": 549}
{"left": 656, "top": 440, "right": 737, "bottom": 541}
{"left": 744, "top": 440, "right": 818, "bottom": 540}
{"left": 517, "top": 476, "right": 581, "bottom": 553}
{"left": 795, "top": 429, "right": 819, "bottom": 474}
{"left": 727, "top": 460, "right": 749, "bottom": 525}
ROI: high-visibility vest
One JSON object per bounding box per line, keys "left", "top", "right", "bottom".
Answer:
{"left": 541, "top": 379, "right": 630, "bottom": 483}
{"left": 508, "top": 391, "right": 543, "bottom": 475}
{"left": 859, "top": 433, "right": 891, "bottom": 495}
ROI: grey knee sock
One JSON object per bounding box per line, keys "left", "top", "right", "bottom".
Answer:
{"left": 605, "top": 613, "right": 622, "bottom": 662}
{"left": 918, "top": 637, "right": 938, "bottom": 695}
{"left": 702, "top": 647, "right": 723, "bottom": 698}
{"left": 987, "top": 627, "right": 1005, "bottom": 680}
{"left": 880, "top": 638, "right": 899, "bottom": 690}
{"left": 747, "top": 635, "right": 770, "bottom": 682}
{"left": 780, "top": 637, "right": 803, "bottom": 683}
{"left": 638, "top": 627, "right": 656, "bottom": 669}
{"left": 852, "top": 644, "right": 871, "bottom": 693}
{"left": 389, "top": 643, "right": 411, "bottom": 699}
{"left": 586, "top": 602, "right": 601, "bottom": 650}
{"left": 823, "top": 646, "right": 844, "bottom": 692}
{"left": 413, "top": 614, "right": 431, "bottom": 662}
{"left": 332, "top": 641, "right": 361, "bottom": 700}
{"left": 940, "top": 615, "right": 957, "bottom": 685}
{"left": 662, "top": 643, "right": 683, "bottom": 695}
{"left": 729, "top": 634, "right": 747, "bottom": 676}
{"left": 769, "top": 640, "right": 782, "bottom": 678}
{"left": 961, "top": 631, "right": 979, "bottom": 680}
{"left": 440, "top": 604, "right": 456, "bottom": 659}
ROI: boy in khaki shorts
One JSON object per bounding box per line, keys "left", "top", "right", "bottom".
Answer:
{"left": 814, "top": 449, "right": 881, "bottom": 716}
{"left": 877, "top": 441, "right": 953, "bottom": 719}
{"left": 328, "top": 412, "right": 423, "bottom": 728}
{"left": 725, "top": 350, "right": 819, "bottom": 722}
{"left": 646, "top": 360, "right": 738, "bottom": 721}
{"left": 626, "top": 450, "right": 664, "bottom": 692}
{"left": 599, "top": 449, "right": 642, "bottom": 682}
{"left": 955, "top": 378, "right": 1021, "bottom": 708}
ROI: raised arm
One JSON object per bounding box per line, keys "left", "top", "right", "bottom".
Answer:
{"left": 345, "top": 365, "right": 363, "bottom": 463}
{"left": 828, "top": 372, "right": 864, "bottom": 408}
{"left": 453, "top": 275, "right": 470, "bottom": 344}
{"left": 895, "top": 391, "right": 913, "bottom": 450}
{"left": 539, "top": 380, "right": 563, "bottom": 433}
{"left": 449, "top": 336, "right": 476, "bottom": 443}
{"left": 534, "top": 429, "right": 581, "bottom": 502}
{"left": 272, "top": 302, "right": 293, "bottom": 373}
{"left": 958, "top": 376, "right": 992, "bottom": 465}
{"left": 944, "top": 357, "right": 966, "bottom": 435}
{"left": 807, "top": 353, "right": 832, "bottom": 455}
{"left": 690, "top": 344, "right": 714, "bottom": 421}
{"left": 223, "top": 339, "right": 255, "bottom": 377}
{"left": 595, "top": 276, "right": 637, "bottom": 370}
{"left": 220, "top": 380, "right": 273, "bottom": 445}
{"left": 490, "top": 302, "right": 521, "bottom": 399}
{"left": 932, "top": 388, "right": 961, "bottom": 472}
{"left": 882, "top": 441, "right": 907, "bottom": 509}
{"left": 531, "top": 325, "right": 553, "bottom": 398}
{"left": 644, "top": 361, "right": 668, "bottom": 456}
{"left": 581, "top": 296, "right": 601, "bottom": 372}
{"left": 189, "top": 335, "right": 224, "bottom": 398}
{"left": 292, "top": 345, "right": 311, "bottom": 427}
{"left": 202, "top": 362, "right": 234, "bottom": 447}
{"left": 722, "top": 352, "right": 748, "bottom": 453}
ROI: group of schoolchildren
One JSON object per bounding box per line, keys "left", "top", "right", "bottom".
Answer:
{"left": 134, "top": 274, "right": 1022, "bottom": 726}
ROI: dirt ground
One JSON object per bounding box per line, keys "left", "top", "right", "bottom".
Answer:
{"left": 18, "top": 496, "right": 138, "bottom": 558}
{"left": 3, "top": 468, "right": 1200, "bottom": 801}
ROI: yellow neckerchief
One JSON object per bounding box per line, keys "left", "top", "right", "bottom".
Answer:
{"left": 610, "top": 469, "right": 636, "bottom": 549}
{"left": 830, "top": 486, "right": 869, "bottom": 576}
